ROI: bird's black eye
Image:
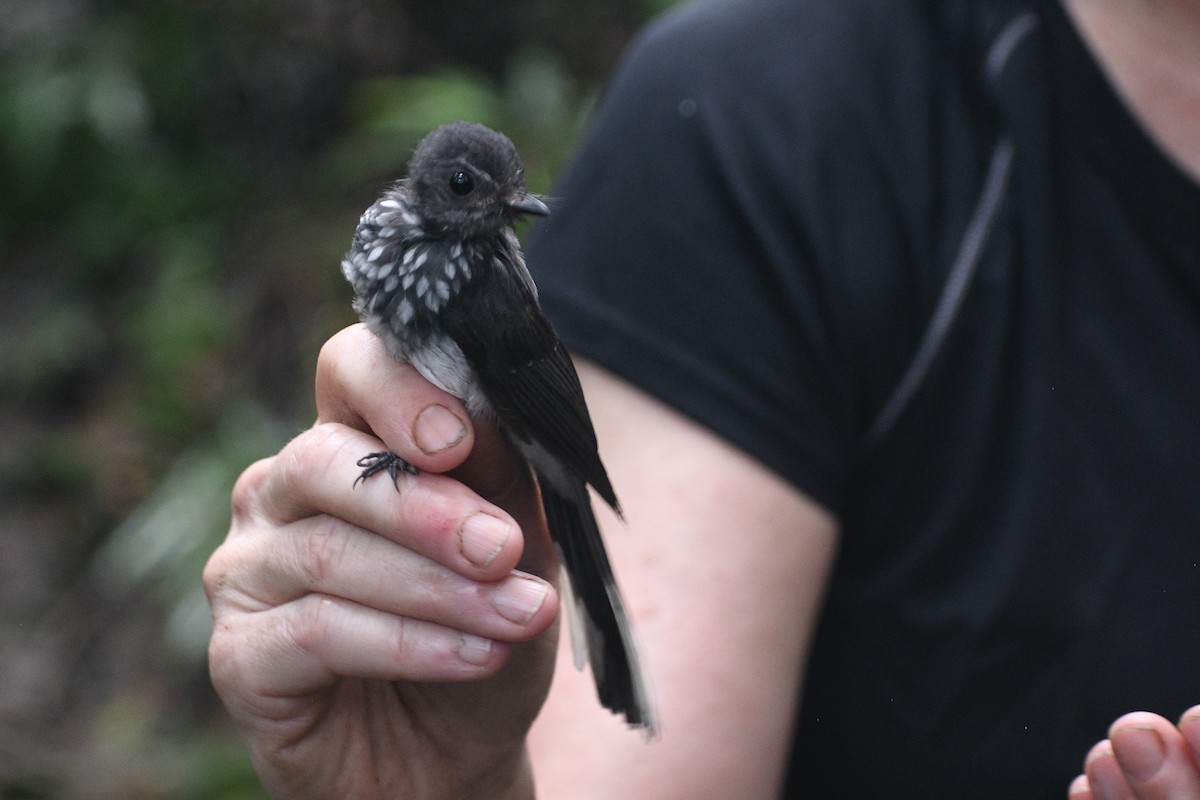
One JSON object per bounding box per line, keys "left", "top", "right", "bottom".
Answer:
{"left": 449, "top": 171, "right": 475, "bottom": 196}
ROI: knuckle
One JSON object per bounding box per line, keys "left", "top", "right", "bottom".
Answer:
{"left": 276, "top": 424, "right": 344, "bottom": 496}
{"left": 274, "top": 434, "right": 314, "bottom": 498}
{"left": 201, "top": 548, "right": 229, "bottom": 601}
{"left": 316, "top": 326, "right": 356, "bottom": 379}
{"left": 296, "top": 517, "right": 351, "bottom": 586}
{"left": 230, "top": 457, "right": 273, "bottom": 521}
{"left": 205, "top": 612, "right": 268, "bottom": 706}
{"left": 288, "top": 594, "right": 337, "bottom": 656}
{"left": 202, "top": 539, "right": 262, "bottom": 614}
{"left": 384, "top": 616, "right": 416, "bottom": 665}
{"left": 205, "top": 625, "right": 238, "bottom": 692}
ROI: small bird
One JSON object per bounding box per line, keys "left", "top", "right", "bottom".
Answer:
{"left": 341, "top": 121, "right": 654, "bottom": 732}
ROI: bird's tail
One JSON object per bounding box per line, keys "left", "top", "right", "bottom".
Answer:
{"left": 538, "top": 474, "right": 657, "bottom": 735}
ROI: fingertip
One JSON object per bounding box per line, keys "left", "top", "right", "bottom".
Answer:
{"left": 1106, "top": 710, "right": 1200, "bottom": 797}
{"left": 459, "top": 511, "right": 518, "bottom": 572}
{"left": 1109, "top": 721, "right": 1166, "bottom": 783}
{"left": 458, "top": 633, "right": 510, "bottom": 668}
{"left": 1083, "top": 739, "right": 1133, "bottom": 800}
{"left": 414, "top": 403, "right": 470, "bottom": 456}
{"left": 1179, "top": 704, "right": 1200, "bottom": 728}
{"left": 1085, "top": 738, "right": 1114, "bottom": 768}
{"left": 1068, "top": 773, "right": 1091, "bottom": 799}
{"left": 1108, "top": 710, "right": 1169, "bottom": 737}
{"left": 489, "top": 574, "right": 555, "bottom": 630}
{"left": 1180, "top": 706, "right": 1200, "bottom": 768}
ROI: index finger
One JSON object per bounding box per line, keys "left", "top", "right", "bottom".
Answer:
{"left": 242, "top": 422, "right": 527, "bottom": 582}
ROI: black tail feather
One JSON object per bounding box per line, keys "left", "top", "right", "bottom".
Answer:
{"left": 538, "top": 474, "right": 655, "bottom": 734}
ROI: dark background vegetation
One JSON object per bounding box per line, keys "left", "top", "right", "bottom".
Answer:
{"left": 0, "top": 1, "right": 672, "bottom": 796}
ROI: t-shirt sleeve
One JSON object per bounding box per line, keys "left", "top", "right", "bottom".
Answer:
{"left": 525, "top": 1, "right": 950, "bottom": 513}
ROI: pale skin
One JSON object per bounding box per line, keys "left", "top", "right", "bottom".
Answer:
{"left": 205, "top": 1, "right": 1200, "bottom": 796}
{"left": 206, "top": 324, "right": 836, "bottom": 798}
{"left": 206, "top": 327, "right": 560, "bottom": 799}
{"left": 1060, "top": 0, "right": 1200, "bottom": 184}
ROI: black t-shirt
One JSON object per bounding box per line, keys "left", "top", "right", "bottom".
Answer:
{"left": 526, "top": 0, "right": 1200, "bottom": 796}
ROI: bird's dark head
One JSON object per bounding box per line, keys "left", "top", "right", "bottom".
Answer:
{"left": 407, "top": 121, "right": 549, "bottom": 237}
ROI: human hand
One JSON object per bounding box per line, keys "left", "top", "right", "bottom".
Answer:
{"left": 1070, "top": 708, "right": 1200, "bottom": 799}
{"left": 204, "top": 324, "right": 560, "bottom": 799}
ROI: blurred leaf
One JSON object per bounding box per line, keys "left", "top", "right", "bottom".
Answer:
{"left": 121, "top": 224, "right": 234, "bottom": 438}
{"left": 353, "top": 70, "right": 503, "bottom": 134}
{"left": 93, "top": 402, "right": 291, "bottom": 596}
{"left": 505, "top": 47, "right": 574, "bottom": 132}
{"left": 322, "top": 70, "right": 504, "bottom": 185}
{"left": 3, "top": 299, "right": 106, "bottom": 395}
{"left": 174, "top": 734, "right": 269, "bottom": 800}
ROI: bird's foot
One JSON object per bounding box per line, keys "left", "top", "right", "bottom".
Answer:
{"left": 354, "top": 451, "right": 418, "bottom": 489}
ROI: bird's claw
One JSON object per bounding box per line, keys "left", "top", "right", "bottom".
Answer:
{"left": 354, "top": 451, "right": 418, "bottom": 489}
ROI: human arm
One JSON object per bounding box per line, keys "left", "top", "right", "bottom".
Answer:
{"left": 527, "top": 359, "right": 839, "bottom": 798}
{"left": 205, "top": 322, "right": 840, "bottom": 798}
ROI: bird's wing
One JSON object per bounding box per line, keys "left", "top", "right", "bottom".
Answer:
{"left": 439, "top": 260, "right": 620, "bottom": 512}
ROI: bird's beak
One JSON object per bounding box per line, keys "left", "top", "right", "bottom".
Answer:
{"left": 507, "top": 192, "right": 550, "bottom": 217}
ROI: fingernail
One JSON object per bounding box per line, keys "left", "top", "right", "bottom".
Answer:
{"left": 459, "top": 513, "right": 511, "bottom": 568}
{"left": 414, "top": 404, "right": 466, "bottom": 455}
{"left": 1111, "top": 724, "right": 1165, "bottom": 780}
{"left": 459, "top": 633, "right": 494, "bottom": 665}
{"left": 491, "top": 576, "right": 549, "bottom": 625}
{"left": 1085, "top": 740, "right": 1114, "bottom": 769}
{"left": 1181, "top": 709, "right": 1200, "bottom": 750}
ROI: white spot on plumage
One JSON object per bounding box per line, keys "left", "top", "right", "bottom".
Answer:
{"left": 398, "top": 298, "right": 415, "bottom": 324}
{"left": 379, "top": 199, "right": 401, "bottom": 209}
{"left": 384, "top": 274, "right": 399, "bottom": 293}
{"left": 379, "top": 226, "right": 396, "bottom": 238}
{"left": 368, "top": 244, "right": 386, "bottom": 262}
{"left": 402, "top": 211, "right": 419, "bottom": 226}
{"left": 416, "top": 276, "right": 430, "bottom": 297}
{"left": 402, "top": 273, "right": 416, "bottom": 290}
{"left": 445, "top": 260, "right": 457, "bottom": 281}
{"left": 436, "top": 280, "right": 450, "bottom": 301}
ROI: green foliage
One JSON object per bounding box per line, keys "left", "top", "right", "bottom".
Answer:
{"left": 327, "top": 46, "right": 590, "bottom": 196}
